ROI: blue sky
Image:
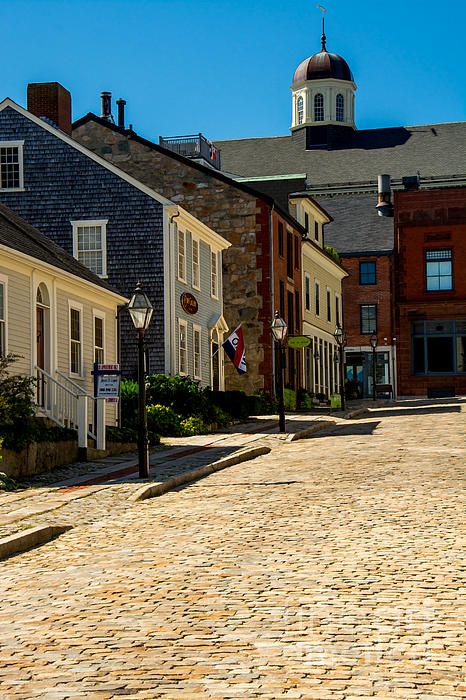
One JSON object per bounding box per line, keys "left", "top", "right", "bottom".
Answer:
{"left": 2, "top": 0, "right": 465, "bottom": 141}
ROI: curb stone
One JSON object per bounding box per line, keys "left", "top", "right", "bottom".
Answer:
{"left": 287, "top": 419, "right": 336, "bottom": 442}
{"left": 131, "top": 445, "right": 272, "bottom": 502}
{"left": 0, "top": 524, "right": 73, "bottom": 561}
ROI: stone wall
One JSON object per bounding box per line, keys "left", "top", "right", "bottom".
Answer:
{"left": 74, "top": 121, "right": 273, "bottom": 394}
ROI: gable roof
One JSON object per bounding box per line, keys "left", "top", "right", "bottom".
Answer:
{"left": 0, "top": 203, "right": 125, "bottom": 298}
{"left": 72, "top": 113, "right": 307, "bottom": 235}
{"left": 214, "top": 122, "right": 466, "bottom": 187}
{"left": 0, "top": 98, "right": 175, "bottom": 208}
{"left": 315, "top": 193, "right": 394, "bottom": 256}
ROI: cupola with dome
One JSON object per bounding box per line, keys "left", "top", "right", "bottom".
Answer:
{"left": 291, "top": 19, "right": 357, "bottom": 147}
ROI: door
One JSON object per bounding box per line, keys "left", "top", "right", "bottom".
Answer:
{"left": 36, "top": 306, "right": 45, "bottom": 406}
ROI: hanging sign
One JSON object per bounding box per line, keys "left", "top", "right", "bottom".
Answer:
{"left": 93, "top": 363, "right": 121, "bottom": 402}
{"left": 180, "top": 292, "right": 199, "bottom": 315}
{"left": 287, "top": 335, "right": 311, "bottom": 349}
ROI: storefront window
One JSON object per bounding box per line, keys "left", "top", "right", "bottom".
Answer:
{"left": 412, "top": 320, "right": 466, "bottom": 374}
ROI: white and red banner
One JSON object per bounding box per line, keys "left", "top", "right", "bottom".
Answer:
{"left": 222, "top": 325, "right": 247, "bottom": 375}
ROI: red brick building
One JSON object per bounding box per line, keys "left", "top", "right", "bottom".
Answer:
{"left": 394, "top": 188, "right": 466, "bottom": 396}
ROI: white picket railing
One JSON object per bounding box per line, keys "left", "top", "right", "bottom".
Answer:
{"left": 35, "top": 367, "right": 106, "bottom": 450}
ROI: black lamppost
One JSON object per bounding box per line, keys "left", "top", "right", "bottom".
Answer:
{"left": 334, "top": 323, "right": 346, "bottom": 411}
{"left": 271, "top": 311, "right": 288, "bottom": 433}
{"left": 370, "top": 331, "right": 378, "bottom": 402}
{"left": 127, "top": 282, "right": 153, "bottom": 479}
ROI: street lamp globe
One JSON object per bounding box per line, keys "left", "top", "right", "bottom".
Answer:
{"left": 128, "top": 282, "right": 154, "bottom": 331}
{"left": 271, "top": 311, "right": 288, "bottom": 343}
{"left": 370, "top": 332, "right": 378, "bottom": 349}
{"left": 334, "top": 324, "right": 344, "bottom": 346}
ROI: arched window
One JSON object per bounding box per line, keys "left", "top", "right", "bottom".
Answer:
{"left": 314, "top": 93, "right": 324, "bottom": 122}
{"left": 297, "top": 96, "right": 304, "bottom": 125}
{"left": 336, "top": 94, "right": 344, "bottom": 122}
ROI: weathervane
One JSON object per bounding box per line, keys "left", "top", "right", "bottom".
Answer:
{"left": 316, "top": 4, "right": 327, "bottom": 51}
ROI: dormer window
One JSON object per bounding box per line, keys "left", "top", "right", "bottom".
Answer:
{"left": 336, "top": 94, "right": 344, "bottom": 122}
{"left": 314, "top": 94, "right": 324, "bottom": 122}
{"left": 297, "top": 96, "right": 304, "bottom": 125}
{"left": 0, "top": 141, "right": 24, "bottom": 191}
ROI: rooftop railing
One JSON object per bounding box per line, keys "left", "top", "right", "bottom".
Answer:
{"left": 159, "top": 133, "right": 221, "bottom": 169}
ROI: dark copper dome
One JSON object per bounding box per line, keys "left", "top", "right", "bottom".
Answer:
{"left": 293, "top": 50, "right": 353, "bottom": 84}
{"left": 292, "top": 30, "right": 353, "bottom": 85}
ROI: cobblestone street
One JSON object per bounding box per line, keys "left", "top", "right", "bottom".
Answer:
{"left": 0, "top": 399, "right": 465, "bottom": 699}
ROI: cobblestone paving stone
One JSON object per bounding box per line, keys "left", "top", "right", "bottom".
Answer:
{"left": 0, "top": 416, "right": 329, "bottom": 541}
{"left": 0, "top": 400, "right": 464, "bottom": 698}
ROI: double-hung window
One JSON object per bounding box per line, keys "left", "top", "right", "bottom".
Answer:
{"left": 0, "top": 141, "right": 24, "bottom": 191}
{"left": 326, "top": 289, "right": 332, "bottom": 323}
{"left": 72, "top": 220, "right": 108, "bottom": 277}
{"left": 425, "top": 249, "right": 452, "bottom": 291}
{"left": 178, "top": 319, "right": 188, "bottom": 375}
{"left": 192, "top": 236, "right": 200, "bottom": 290}
{"left": 193, "top": 325, "right": 202, "bottom": 380}
{"left": 315, "top": 281, "right": 320, "bottom": 316}
{"left": 305, "top": 274, "right": 311, "bottom": 311}
{"left": 211, "top": 250, "right": 219, "bottom": 298}
{"left": 93, "top": 313, "right": 105, "bottom": 364}
{"left": 0, "top": 277, "right": 6, "bottom": 356}
{"left": 360, "top": 304, "right": 377, "bottom": 335}
{"left": 69, "top": 305, "right": 82, "bottom": 376}
{"left": 335, "top": 295, "right": 340, "bottom": 327}
{"left": 359, "top": 260, "right": 376, "bottom": 285}
{"left": 177, "top": 228, "right": 186, "bottom": 282}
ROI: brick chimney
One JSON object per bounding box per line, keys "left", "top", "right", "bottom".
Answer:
{"left": 27, "top": 82, "right": 72, "bottom": 135}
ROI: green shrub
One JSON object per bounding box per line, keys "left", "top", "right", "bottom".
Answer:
{"left": 0, "top": 354, "right": 36, "bottom": 450}
{"left": 147, "top": 404, "right": 182, "bottom": 437}
{"left": 209, "top": 390, "right": 251, "bottom": 419}
{"left": 324, "top": 244, "right": 341, "bottom": 263}
{"left": 120, "top": 379, "right": 139, "bottom": 427}
{"left": 284, "top": 388, "right": 296, "bottom": 411}
{"left": 146, "top": 374, "right": 211, "bottom": 419}
{"left": 106, "top": 425, "right": 160, "bottom": 446}
{"left": 179, "top": 416, "right": 207, "bottom": 436}
{"left": 0, "top": 471, "right": 17, "bottom": 492}
{"left": 297, "top": 389, "right": 314, "bottom": 410}
{"left": 247, "top": 392, "right": 278, "bottom": 415}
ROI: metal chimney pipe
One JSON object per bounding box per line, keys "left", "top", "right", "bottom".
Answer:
{"left": 116, "top": 98, "right": 126, "bottom": 128}
{"left": 376, "top": 174, "right": 393, "bottom": 217}
{"left": 100, "top": 91, "right": 113, "bottom": 122}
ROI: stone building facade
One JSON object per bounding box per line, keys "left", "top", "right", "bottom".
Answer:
{"left": 73, "top": 110, "right": 305, "bottom": 394}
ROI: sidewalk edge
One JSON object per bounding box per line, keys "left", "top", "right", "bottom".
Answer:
{"left": 287, "top": 420, "right": 336, "bottom": 442}
{"left": 131, "top": 445, "right": 271, "bottom": 502}
{"left": 0, "top": 524, "right": 73, "bottom": 561}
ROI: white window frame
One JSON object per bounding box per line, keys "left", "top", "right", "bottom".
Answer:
{"left": 0, "top": 140, "right": 24, "bottom": 192}
{"left": 177, "top": 227, "right": 187, "bottom": 283}
{"left": 93, "top": 310, "right": 106, "bottom": 365}
{"left": 191, "top": 235, "right": 200, "bottom": 291}
{"left": 211, "top": 249, "right": 219, "bottom": 299}
{"left": 335, "top": 294, "right": 341, "bottom": 327}
{"left": 315, "top": 280, "right": 320, "bottom": 317}
{"left": 193, "top": 324, "right": 202, "bottom": 380}
{"left": 71, "top": 219, "right": 108, "bottom": 278}
{"left": 0, "top": 274, "right": 8, "bottom": 356}
{"left": 69, "top": 301, "right": 83, "bottom": 377}
{"left": 305, "top": 273, "right": 311, "bottom": 311}
{"left": 178, "top": 318, "right": 188, "bottom": 376}
{"left": 297, "top": 95, "right": 304, "bottom": 125}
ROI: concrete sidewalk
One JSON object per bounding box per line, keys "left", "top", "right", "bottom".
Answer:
{"left": 0, "top": 412, "right": 341, "bottom": 555}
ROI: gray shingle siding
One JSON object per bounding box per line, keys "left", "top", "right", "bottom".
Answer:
{"left": 0, "top": 106, "right": 165, "bottom": 375}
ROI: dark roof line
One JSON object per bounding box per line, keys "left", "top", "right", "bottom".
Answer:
{"left": 72, "top": 113, "right": 307, "bottom": 235}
